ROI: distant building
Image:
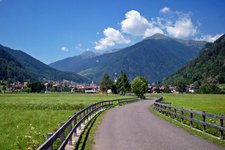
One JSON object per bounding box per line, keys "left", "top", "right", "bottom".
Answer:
{"left": 71, "top": 83, "right": 99, "bottom": 93}
{"left": 85, "top": 89, "right": 97, "bottom": 94}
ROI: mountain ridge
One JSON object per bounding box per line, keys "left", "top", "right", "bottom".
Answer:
{"left": 0, "top": 44, "right": 89, "bottom": 83}
{"left": 50, "top": 34, "right": 207, "bottom": 83}
{"left": 0, "top": 48, "right": 35, "bottom": 82}
{"left": 162, "top": 34, "right": 225, "bottom": 85}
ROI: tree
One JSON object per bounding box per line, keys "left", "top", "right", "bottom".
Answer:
{"left": 198, "top": 77, "right": 222, "bottom": 94}
{"left": 29, "top": 82, "right": 45, "bottom": 93}
{"left": 2, "top": 85, "right": 6, "bottom": 93}
{"left": 116, "top": 72, "right": 130, "bottom": 95}
{"left": 131, "top": 76, "right": 148, "bottom": 99}
{"left": 22, "top": 87, "right": 31, "bottom": 93}
{"left": 175, "top": 77, "right": 186, "bottom": 92}
{"left": 100, "top": 73, "right": 113, "bottom": 94}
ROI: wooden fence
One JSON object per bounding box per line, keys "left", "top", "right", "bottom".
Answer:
{"left": 154, "top": 98, "right": 224, "bottom": 140}
{"left": 37, "top": 97, "right": 137, "bottom": 150}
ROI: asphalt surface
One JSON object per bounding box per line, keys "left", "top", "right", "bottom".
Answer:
{"left": 93, "top": 99, "right": 223, "bottom": 150}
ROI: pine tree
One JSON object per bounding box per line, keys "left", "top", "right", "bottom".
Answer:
{"left": 100, "top": 73, "right": 113, "bottom": 94}
{"left": 116, "top": 72, "right": 130, "bottom": 95}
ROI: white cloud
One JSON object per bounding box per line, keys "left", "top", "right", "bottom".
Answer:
{"left": 166, "top": 18, "right": 197, "bottom": 38}
{"left": 195, "top": 34, "right": 223, "bottom": 42}
{"left": 144, "top": 27, "right": 164, "bottom": 37}
{"left": 61, "top": 46, "right": 69, "bottom": 52}
{"left": 121, "top": 10, "right": 150, "bottom": 36}
{"left": 120, "top": 10, "right": 164, "bottom": 37}
{"left": 160, "top": 7, "right": 170, "bottom": 13}
{"left": 95, "top": 27, "right": 130, "bottom": 50}
{"left": 94, "top": 8, "right": 222, "bottom": 50}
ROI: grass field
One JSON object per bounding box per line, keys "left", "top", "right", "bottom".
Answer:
{"left": 0, "top": 93, "right": 130, "bottom": 150}
{"left": 148, "top": 93, "right": 225, "bottom": 145}
{"left": 153, "top": 94, "right": 225, "bottom": 115}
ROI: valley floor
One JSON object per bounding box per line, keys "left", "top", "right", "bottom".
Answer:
{"left": 0, "top": 93, "right": 129, "bottom": 149}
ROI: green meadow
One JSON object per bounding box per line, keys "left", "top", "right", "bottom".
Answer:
{"left": 0, "top": 93, "right": 130, "bottom": 150}
{"left": 148, "top": 93, "right": 225, "bottom": 139}
{"left": 159, "top": 94, "right": 225, "bottom": 115}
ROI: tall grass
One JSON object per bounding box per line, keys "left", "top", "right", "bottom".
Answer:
{"left": 0, "top": 93, "right": 130, "bottom": 149}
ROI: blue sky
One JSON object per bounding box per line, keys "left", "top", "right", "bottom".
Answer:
{"left": 0, "top": 0, "right": 224, "bottom": 64}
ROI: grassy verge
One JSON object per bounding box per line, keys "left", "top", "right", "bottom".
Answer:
{"left": 151, "top": 106, "right": 225, "bottom": 148}
{"left": 147, "top": 93, "right": 225, "bottom": 115}
{"left": 0, "top": 93, "right": 130, "bottom": 149}
{"left": 75, "top": 109, "right": 108, "bottom": 150}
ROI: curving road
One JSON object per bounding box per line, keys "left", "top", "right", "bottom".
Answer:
{"left": 93, "top": 99, "right": 223, "bottom": 150}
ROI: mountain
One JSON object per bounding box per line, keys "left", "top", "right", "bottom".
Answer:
{"left": 0, "top": 48, "right": 35, "bottom": 82}
{"left": 80, "top": 51, "right": 99, "bottom": 58}
{"left": 147, "top": 33, "right": 207, "bottom": 49}
{"left": 50, "top": 34, "right": 207, "bottom": 83}
{"left": 175, "top": 39, "right": 207, "bottom": 49}
{"left": 49, "top": 51, "right": 99, "bottom": 72}
{"left": 103, "top": 49, "right": 121, "bottom": 54}
{"left": 162, "top": 34, "right": 225, "bottom": 85}
{"left": 0, "top": 45, "right": 89, "bottom": 83}
{"left": 146, "top": 33, "right": 171, "bottom": 40}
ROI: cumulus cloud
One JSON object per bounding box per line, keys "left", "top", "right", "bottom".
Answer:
{"left": 121, "top": 10, "right": 164, "bottom": 37}
{"left": 160, "top": 7, "right": 170, "bottom": 13}
{"left": 121, "top": 10, "right": 150, "bottom": 36}
{"left": 94, "top": 8, "right": 222, "bottom": 50}
{"left": 144, "top": 27, "right": 164, "bottom": 37}
{"left": 95, "top": 27, "right": 130, "bottom": 50}
{"left": 166, "top": 18, "right": 197, "bottom": 38}
{"left": 61, "top": 46, "right": 69, "bottom": 52}
{"left": 195, "top": 34, "right": 223, "bottom": 42}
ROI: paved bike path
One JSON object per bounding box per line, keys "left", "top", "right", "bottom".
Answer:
{"left": 93, "top": 99, "right": 223, "bottom": 150}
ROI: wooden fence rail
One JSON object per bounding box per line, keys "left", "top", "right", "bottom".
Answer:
{"left": 37, "top": 97, "right": 137, "bottom": 150}
{"left": 154, "top": 98, "right": 224, "bottom": 140}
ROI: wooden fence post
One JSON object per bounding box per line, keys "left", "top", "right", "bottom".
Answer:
{"left": 220, "top": 117, "right": 224, "bottom": 140}
{"left": 79, "top": 113, "right": 82, "bottom": 130}
{"left": 83, "top": 111, "right": 86, "bottom": 125}
{"left": 160, "top": 104, "right": 163, "bottom": 114}
{"left": 87, "top": 107, "right": 90, "bottom": 121}
{"left": 68, "top": 117, "right": 72, "bottom": 145}
{"left": 190, "top": 109, "right": 193, "bottom": 127}
{"left": 47, "top": 132, "right": 53, "bottom": 150}
{"left": 164, "top": 105, "right": 167, "bottom": 116}
{"left": 60, "top": 122, "right": 65, "bottom": 149}
{"left": 168, "top": 106, "right": 171, "bottom": 118}
{"left": 74, "top": 113, "right": 77, "bottom": 136}
{"left": 83, "top": 109, "right": 86, "bottom": 125}
{"left": 174, "top": 106, "right": 177, "bottom": 119}
{"left": 202, "top": 111, "right": 206, "bottom": 132}
{"left": 181, "top": 108, "right": 184, "bottom": 123}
